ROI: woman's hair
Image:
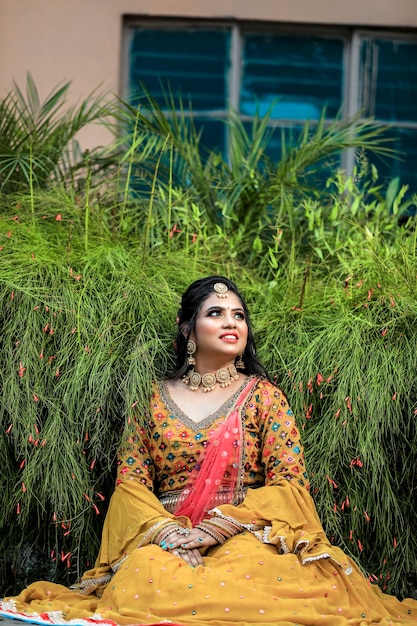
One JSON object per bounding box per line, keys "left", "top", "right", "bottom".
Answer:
{"left": 169, "top": 275, "right": 269, "bottom": 380}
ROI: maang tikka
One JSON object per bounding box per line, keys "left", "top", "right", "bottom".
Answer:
{"left": 213, "top": 282, "right": 229, "bottom": 298}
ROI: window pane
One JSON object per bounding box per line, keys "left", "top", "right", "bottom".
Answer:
{"left": 360, "top": 38, "right": 417, "bottom": 123}
{"left": 262, "top": 125, "right": 304, "bottom": 161}
{"left": 193, "top": 118, "right": 226, "bottom": 154}
{"left": 366, "top": 127, "right": 417, "bottom": 192}
{"left": 243, "top": 123, "right": 340, "bottom": 189}
{"left": 240, "top": 34, "right": 344, "bottom": 120}
{"left": 128, "top": 28, "right": 230, "bottom": 110}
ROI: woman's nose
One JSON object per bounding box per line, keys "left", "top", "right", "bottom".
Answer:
{"left": 223, "top": 312, "right": 236, "bottom": 327}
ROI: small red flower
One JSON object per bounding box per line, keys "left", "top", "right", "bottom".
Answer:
{"left": 326, "top": 475, "right": 338, "bottom": 489}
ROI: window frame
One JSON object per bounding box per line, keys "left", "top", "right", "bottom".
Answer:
{"left": 122, "top": 18, "right": 417, "bottom": 176}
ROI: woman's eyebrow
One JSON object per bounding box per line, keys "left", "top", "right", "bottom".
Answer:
{"left": 204, "top": 305, "right": 245, "bottom": 312}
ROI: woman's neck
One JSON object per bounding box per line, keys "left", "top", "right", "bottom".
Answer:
{"left": 193, "top": 357, "right": 236, "bottom": 373}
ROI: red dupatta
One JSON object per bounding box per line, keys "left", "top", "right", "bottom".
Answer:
{"left": 174, "top": 376, "right": 258, "bottom": 525}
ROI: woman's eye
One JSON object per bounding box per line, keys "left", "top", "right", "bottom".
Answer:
{"left": 207, "top": 309, "right": 245, "bottom": 319}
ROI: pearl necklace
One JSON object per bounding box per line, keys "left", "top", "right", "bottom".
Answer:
{"left": 183, "top": 364, "right": 239, "bottom": 392}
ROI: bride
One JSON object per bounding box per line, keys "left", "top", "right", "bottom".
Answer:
{"left": 1, "top": 276, "right": 416, "bottom": 626}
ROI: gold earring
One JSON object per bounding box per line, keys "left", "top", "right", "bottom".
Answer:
{"left": 186, "top": 339, "right": 196, "bottom": 366}
{"left": 235, "top": 354, "right": 245, "bottom": 369}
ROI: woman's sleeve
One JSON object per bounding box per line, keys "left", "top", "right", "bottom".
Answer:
{"left": 115, "top": 412, "right": 157, "bottom": 490}
{"left": 255, "top": 383, "right": 310, "bottom": 489}
{"left": 76, "top": 412, "right": 188, "bottom": 594}
{"left": 208, "top": 382, "right": 353, "bottom": 574}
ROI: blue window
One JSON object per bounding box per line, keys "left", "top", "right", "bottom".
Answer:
{"left": 360, "top": 38, "right": 417, "bottom": 123}
{"left": 359, "top": 37, "right": 417, "bottom": 191}
{"left": 125, "top": 21, "right": 417, "bottom": 192}
{"left": 129, "top": 28, "right": 230, "bottom": 111}
{"left": 241, "top": 33, "right": 344, "bottom": 120}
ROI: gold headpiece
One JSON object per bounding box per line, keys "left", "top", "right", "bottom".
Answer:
{"left": 213, "top": 282, "right": 229, "bottom": 298}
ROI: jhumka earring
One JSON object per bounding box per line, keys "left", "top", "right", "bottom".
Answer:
{"left": 235, "top": 354, "right": 245, "bottom": 369}
{"left": 186, "top": 339, "right": 196, "bottom": 366}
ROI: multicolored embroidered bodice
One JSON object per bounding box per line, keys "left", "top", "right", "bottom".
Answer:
{"left": 117, "top": 378, "right": 309, "bottom": 496}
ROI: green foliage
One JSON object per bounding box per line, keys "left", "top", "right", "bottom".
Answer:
{"left": 105, "top": 92, "right": 399, "bottom": 271}
{"left": 0, "top": 73, "right": 114, "bottom": 194}
{"left": 1, "top": 79, "right": 417, "bottom": 601}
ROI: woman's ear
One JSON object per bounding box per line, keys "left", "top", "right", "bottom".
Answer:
{"left": 180, "top": 322, "right": 191, "bottom": 339}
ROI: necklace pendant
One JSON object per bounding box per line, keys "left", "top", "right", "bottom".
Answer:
{"left": 201, "top": 372, "right": 217, "bottom": 392}
{"left": 188, "top": 371, "right": 202, "bottom": 391}
{"left": 216, "top": 368, "right": 230, "bottom": 386}
{"left": 183, "top": 364, "right": 239, "bottom": 392}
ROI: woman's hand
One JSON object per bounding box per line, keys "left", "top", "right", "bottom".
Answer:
{"left": 168, "top": 527, "right": 218, "bottom": 551}
{"left": 161, "top": 528, "right": 218, "bottom": 566}
{"left": 168, "top": 546, "right": 204, "bottom": 567}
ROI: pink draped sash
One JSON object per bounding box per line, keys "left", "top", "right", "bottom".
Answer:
{"left": 174, "top": 377, "right": 258, "bottom": 524}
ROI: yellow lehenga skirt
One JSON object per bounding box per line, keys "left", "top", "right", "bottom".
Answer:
{"left": 2, "top": 481, "right": 417, "bottom": 626}
{"left": 2, "top": 379, "right": 417, "bottom": 626}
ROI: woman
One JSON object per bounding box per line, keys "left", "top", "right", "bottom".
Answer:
{"left": 1, "top": 275, "right": 416, "bottom": 626}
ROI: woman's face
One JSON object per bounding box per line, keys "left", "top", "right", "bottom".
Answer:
{"left": 191, "top": 291, "right": 248, "bottom": 362}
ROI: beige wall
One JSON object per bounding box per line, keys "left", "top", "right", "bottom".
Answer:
{"left": 1, "top": 0, "right": 416, "bottom": 148}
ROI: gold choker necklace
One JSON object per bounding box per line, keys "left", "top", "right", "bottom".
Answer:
{"left": 183, "top": 364, "right": 239, "bottom": 392}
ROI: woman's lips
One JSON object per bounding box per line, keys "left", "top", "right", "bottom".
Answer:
{"left": 219, "top": 333, "right": 238, "bottom": 342}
